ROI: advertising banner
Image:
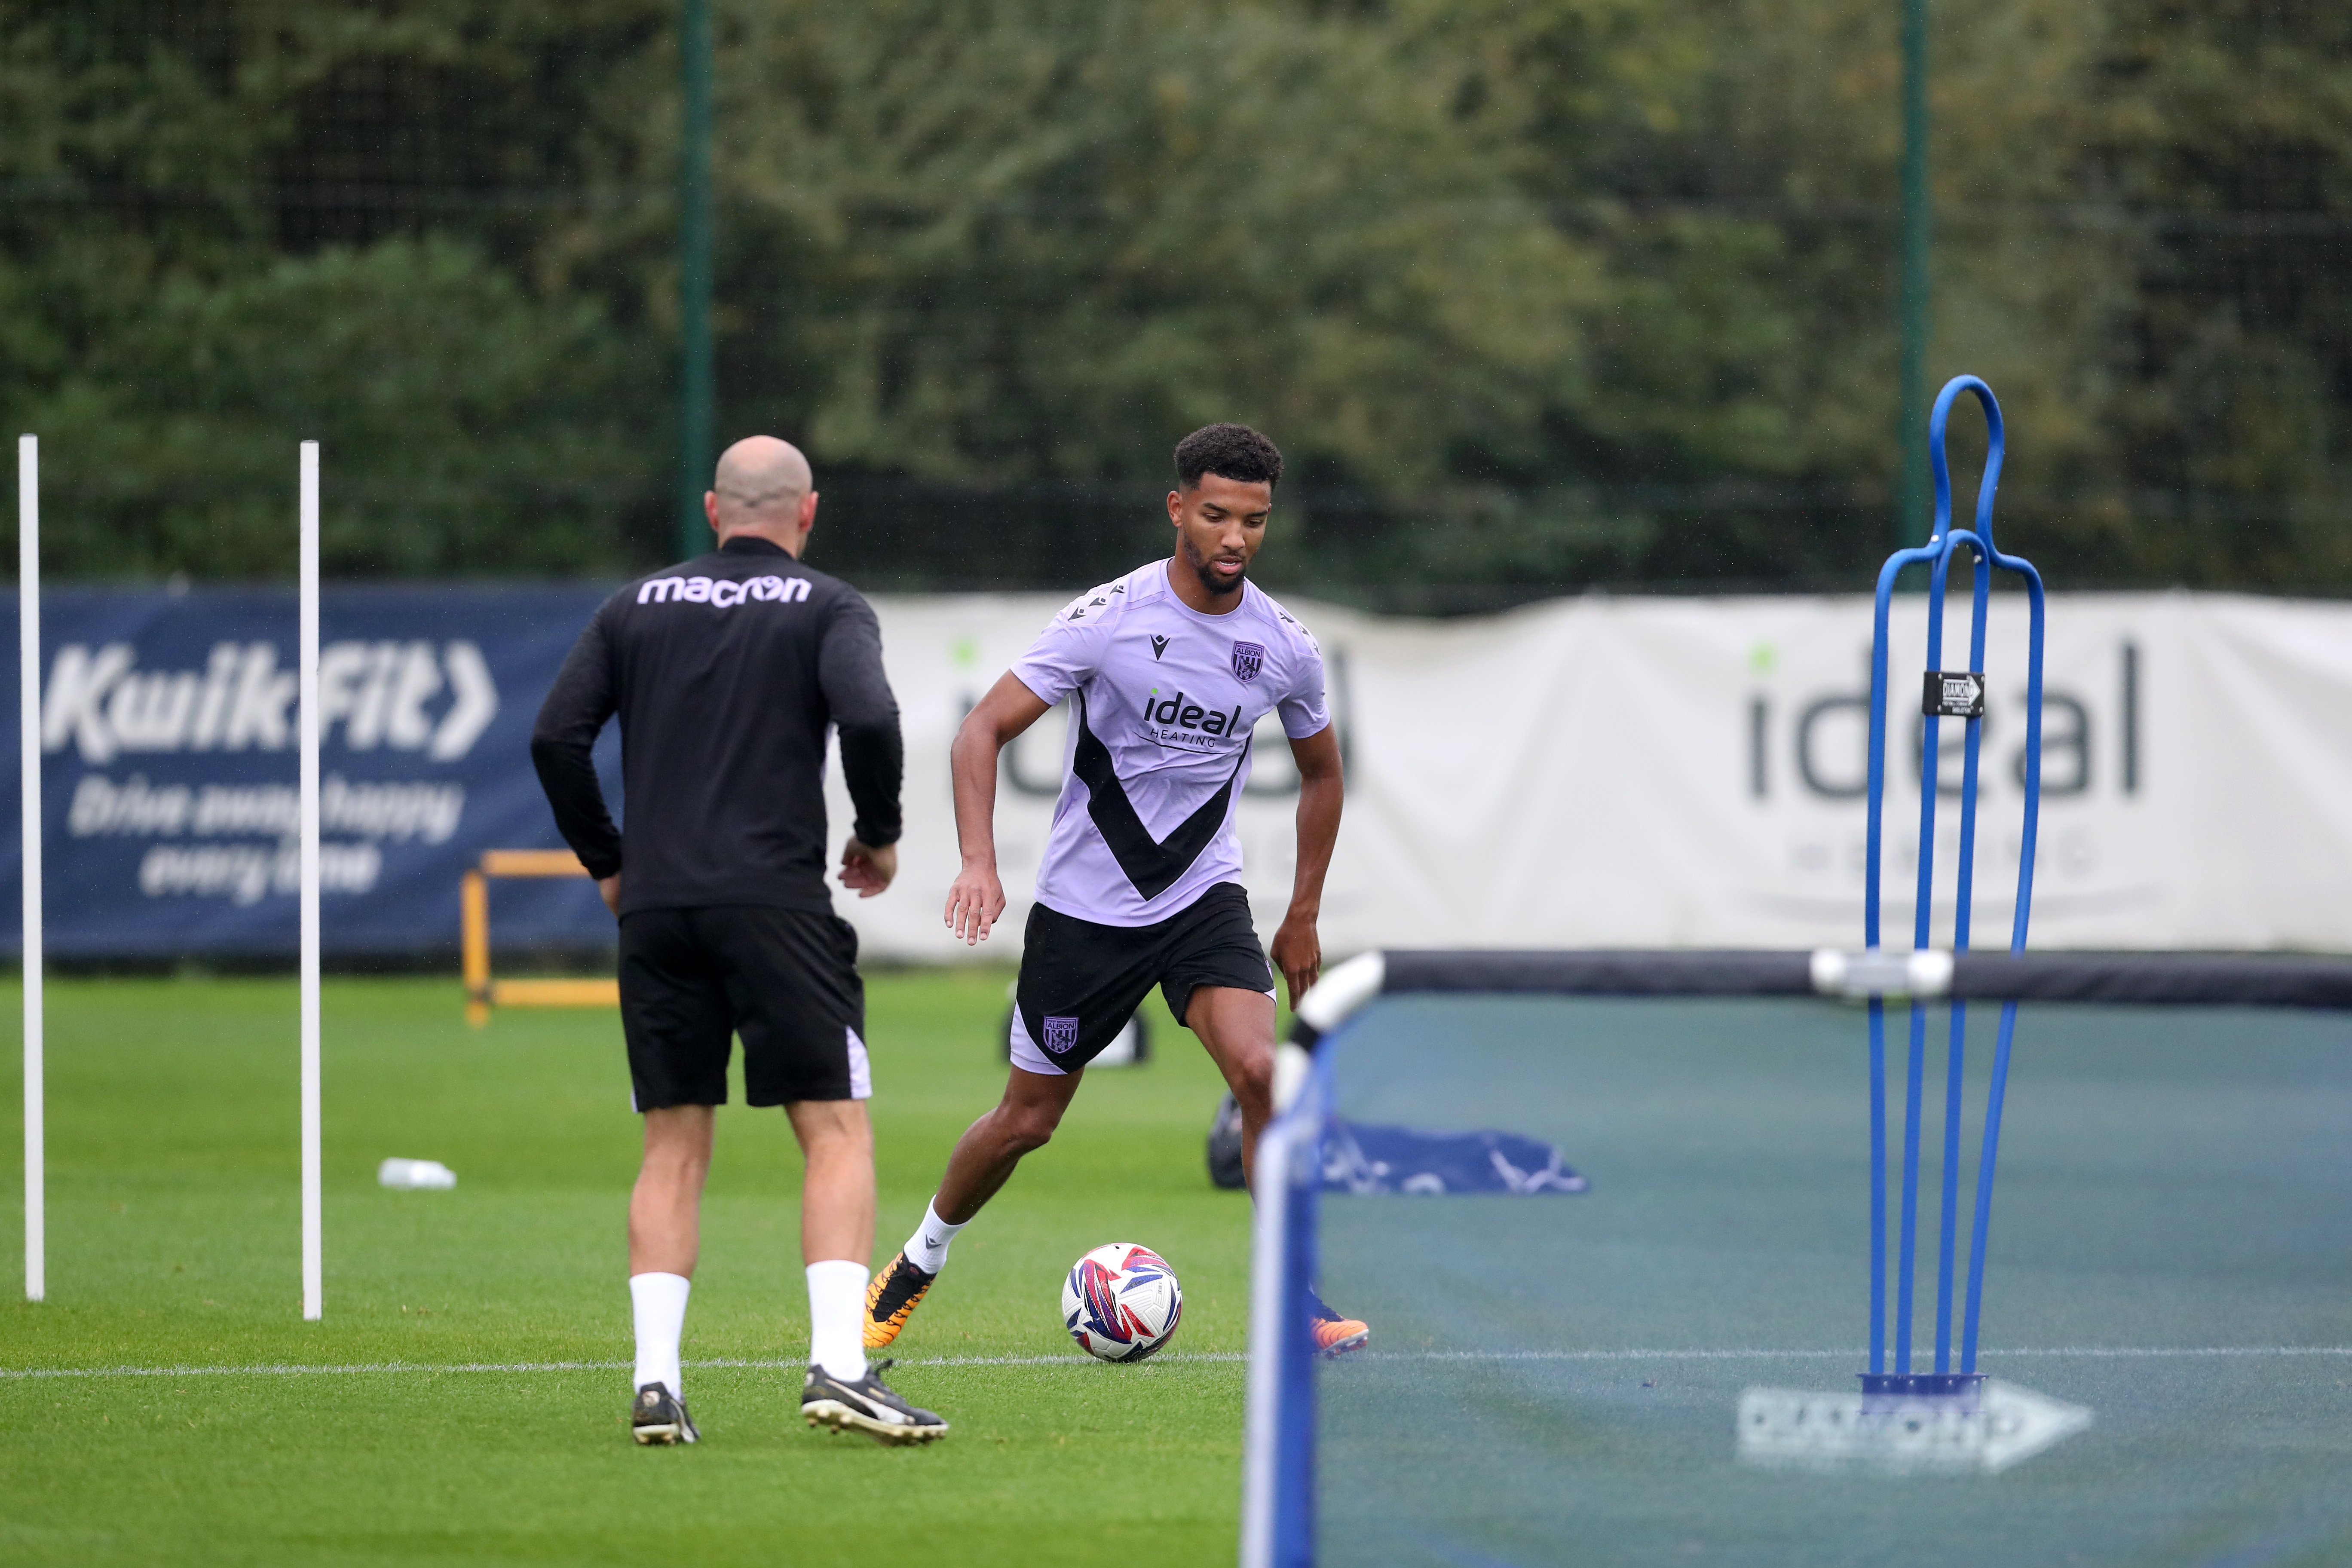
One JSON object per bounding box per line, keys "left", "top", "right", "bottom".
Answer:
{"left": 5, "top": 585, "right": 2349, "bottom": 960}
{"left": 0, "top": 587, "right": 617, "bottom": 956}
{"left": 833, "top": 589, "right": 2352, "bottom": 960}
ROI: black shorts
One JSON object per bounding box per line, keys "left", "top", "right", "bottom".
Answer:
{"left": 1011, "top": 882, "right": 1274, "bottom": 1075}
{"left": 618, "top": 905, "right": 869, "bottom": 1109}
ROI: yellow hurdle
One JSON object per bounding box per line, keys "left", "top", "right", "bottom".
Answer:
{"left": 462, "top": 850, "right": 619, "bottom": 1026}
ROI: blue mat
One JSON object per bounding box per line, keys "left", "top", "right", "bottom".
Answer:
{"left": 1322, "top": 1121, "right": 1589, "bottom": 1195}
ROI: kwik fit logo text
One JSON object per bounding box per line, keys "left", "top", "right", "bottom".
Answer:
{"left": 44, "top": 640, "right": 499, "bottom": 765}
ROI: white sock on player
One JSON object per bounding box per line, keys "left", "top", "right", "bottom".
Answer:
{"left": 806, "top": 1259, "right": 870, "bottom": 1383}
{"left": 903, "top": 1198, "right": 968, "bottom": 1275}
{"left": 629, "top": 1271, "right": 691, "bottom": 1398}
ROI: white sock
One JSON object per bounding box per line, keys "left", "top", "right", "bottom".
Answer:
{"left": 806, "top": 1259, "right": 870, "bottom": 1383}
{"left": 903, "top": 1198, "right": 968, "bottom": 1276}
{"left": 629, "top": 1271, "right": 691, "bottom": 1399}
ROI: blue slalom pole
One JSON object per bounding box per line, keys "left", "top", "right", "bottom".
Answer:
{"left": 1963, "top": 999, "right": 2021, "bottom": 1375}
{"left": 1934, "top": 543, "right": 1990, "bottom": 1375}
{"left": 1963, "top": 565, "right": 2044, "bottom": 1376}
{"left": 1867, "top": 998, "right": 1887, "bottom": 1376}
{"left": 1863, "top": 374, "right": 2040, "bottom": 1395}
{"left": 1896, "top": 1001, "right": 1926, "bottom": 1374}
{"left": 1865, "top": 532, "right": 1938, "bottom": 1381}
{"left": 1864, "top": 527, "right": 1929, "bottom": 1378}
{"left": 1894, "top": 526, "right": 1952, "bottom": 1378}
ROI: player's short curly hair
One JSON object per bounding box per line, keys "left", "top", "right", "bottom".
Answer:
{"left": 1174, "top": 423, "right": 1283, "bottom": 491}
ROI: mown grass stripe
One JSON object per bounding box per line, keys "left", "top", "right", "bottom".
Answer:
{"left": 0, "top": 1352, "right": 1238, "bottom": 1380}
{"left": 7, "top": 1345, "right": 2346, "bottom": 1380}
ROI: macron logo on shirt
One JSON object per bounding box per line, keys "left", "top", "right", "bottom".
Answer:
{"left": 637, "top": 574, "right": 812, "bottom": 609}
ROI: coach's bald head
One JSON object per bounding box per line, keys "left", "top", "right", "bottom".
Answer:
{"left": 705, "top": 435, "right": 819, "bottom": 555}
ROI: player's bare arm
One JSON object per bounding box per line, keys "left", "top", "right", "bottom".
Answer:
{"left": 1271, "top": 723, "right": 1342, "bottom": 1008}
{"left": 943, "top": 672, "right": 1053, "bottom": 944}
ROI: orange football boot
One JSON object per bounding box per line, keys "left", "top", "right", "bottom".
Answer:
{"left": 1308, "top": 1291, "right": 1371, "bottom": 1357}
{"left": 863, "top": 1252, "right": 937, "bottom": 1350}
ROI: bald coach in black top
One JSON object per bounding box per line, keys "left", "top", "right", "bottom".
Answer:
{"left": 531, "top": 435, "right": 948, "bottom": 1449}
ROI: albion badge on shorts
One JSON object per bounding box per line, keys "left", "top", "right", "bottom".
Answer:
{"left": 1230, "top": 641, "right": 1265, "bottom": 682}
{"left": 1042, "top": 1015, "right": 1081, "bottom": 1055}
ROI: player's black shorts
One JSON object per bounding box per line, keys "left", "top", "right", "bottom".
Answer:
{"left": 618, "top": 905, "right": 869, "bottom": 1109}
{"left": 1011, "top": 882, "right": 1274, "bottom": 1075}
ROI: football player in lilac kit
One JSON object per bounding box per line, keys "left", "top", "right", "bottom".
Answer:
{"left": 863, "top": 423, "right": 1369, "bottom": 1357}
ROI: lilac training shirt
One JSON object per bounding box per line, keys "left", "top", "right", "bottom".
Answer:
{"left": 1010, "top": 560, "right": 1329, "bottom": 927}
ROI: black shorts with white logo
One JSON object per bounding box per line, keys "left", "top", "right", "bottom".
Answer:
{"left": 618, "top": 905, "right": 870, "bottom": 1109}
{"left": 1011, "top": 882, "right": 1274, "bottom": 1075}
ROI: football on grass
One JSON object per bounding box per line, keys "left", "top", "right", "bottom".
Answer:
{"left": 1061, "top": 1242, "right": 1183, "bottom": 1362}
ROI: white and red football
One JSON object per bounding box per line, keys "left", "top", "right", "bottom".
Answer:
{"left": 1060, "top": 1242, "right": 1183, "bottom": 1362}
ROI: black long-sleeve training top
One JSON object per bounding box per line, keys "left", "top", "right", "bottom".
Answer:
{"left": 530, "top": 536, "right": 903, "bottom": 916}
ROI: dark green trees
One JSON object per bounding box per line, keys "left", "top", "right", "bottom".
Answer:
{"left": 3, "top": 0, "right": 2345, "bottom": 591}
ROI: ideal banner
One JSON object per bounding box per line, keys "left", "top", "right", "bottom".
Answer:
{"left": 832, "top": 589, "right": 2352, "bottom": 960}
{"left": 3, "top": 585, "right": 2348, "bottom": 959}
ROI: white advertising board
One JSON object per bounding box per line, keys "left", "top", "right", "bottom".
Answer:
{"left": 826, "top": 590, "right": 2352, "bottom": 959}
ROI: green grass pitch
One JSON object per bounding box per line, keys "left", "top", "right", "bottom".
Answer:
{"left": 1, "top": 970, "right": 1255, "bottom": 1566}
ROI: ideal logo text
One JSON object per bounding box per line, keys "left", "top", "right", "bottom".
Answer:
{"left": 1139, "top": 689, "right": 1243, "bottom": 742}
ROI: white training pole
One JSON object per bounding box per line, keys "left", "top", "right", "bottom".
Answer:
{"left": 19, "top": 435, "right": 42, "bottom": 1305}
{"left": 298, "top": 441, "right": 322, "bottom": 1321}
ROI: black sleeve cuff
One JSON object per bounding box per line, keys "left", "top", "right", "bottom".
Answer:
{"left": 836, "top": 719, "right": 903, "bottom": 853}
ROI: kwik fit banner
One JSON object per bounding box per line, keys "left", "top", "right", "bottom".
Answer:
{"left": 0, "top": 587, "right": 617, "bottom": 956}
{"left": 5, "top": 586, "right": 2350, "bottom": 959}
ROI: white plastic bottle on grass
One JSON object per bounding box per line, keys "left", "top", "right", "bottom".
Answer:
{"left": 378, "top": 1158, "right": 457, "bottom": 1190}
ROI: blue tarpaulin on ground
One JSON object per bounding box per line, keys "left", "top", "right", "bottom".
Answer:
{"left": 1321, "top": 1121, "right": 1589, "bottom": 1195}
{"left": 0, "top": 586, "right": 620, "bottom": 956}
